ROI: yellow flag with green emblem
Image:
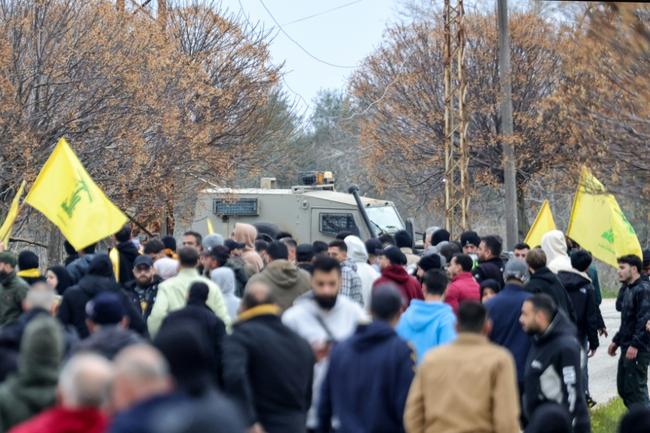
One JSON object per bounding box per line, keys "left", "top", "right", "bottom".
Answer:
{"left": 0, "top": 180, "right": 26, "bottom": 246}
{"left": 525, "top": 200, "right": 556, "bottom": 249}
{"left": 24, "top": 138, "right": 128, "bottom": 251}
{"left": 567, "top": 167, "right": 642, "bottom": 268}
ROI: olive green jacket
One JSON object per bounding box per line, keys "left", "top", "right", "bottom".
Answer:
{"left": 0, "top": 272, "right": 29, "bottom": 326}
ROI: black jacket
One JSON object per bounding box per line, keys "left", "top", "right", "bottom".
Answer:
{"left": 57, "top": 274, "right": 146, "bottom": 338}
{"left": 223, "top": 306, "right": 314, "bottom": 433}
{"left": 613, "top": 278, "right": 650, "bottom": 352}
{"left": 124, "top": 275, "right": 162, "bottom": 321}
{"left": 557, "top": 272, "right": 600, "bottom": 351}
{"left": 115, "top": 241, "right": 139, "bottom": 285}
{"left": 473, "top": 257, "right": 504, "bottom": 288}
{"left": 524, "top": 311, "right": 590, "bottom": 433}
{"left": 525, "top": 267, "right": 577, "bottom": 323}
{"left": 160, "top": 301, "right": 227, "bottom": 386}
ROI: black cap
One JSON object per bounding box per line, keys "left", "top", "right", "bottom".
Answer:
{"left": 134, "top": 255, "right": 154, "bottom": 268}
{"left": 460, "top": 231, "right": 481, "bottom": 248}
{"left": 381, "top": 247, "right": 407, "bottom": 266}
{"left": 643, "top": 249, "right": 650, "bottom": 267}
{"left": 224, "top": 239, "right": 245, "bottom": 252}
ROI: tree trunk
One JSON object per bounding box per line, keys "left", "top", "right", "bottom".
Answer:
{"left": 46, "top": 223, "right": 62, "bottom": 268}
{"left": 517, "top": 183, "right": 528, "bottom": 242}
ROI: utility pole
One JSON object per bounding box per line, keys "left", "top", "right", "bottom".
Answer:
{"left": 443, "top": 0, "right": 469, "bottom": 239}
{"left": 497, "top": 0, "right": 518, "bottom": 248}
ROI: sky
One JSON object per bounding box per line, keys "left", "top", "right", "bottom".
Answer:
{"left": 224, "top": 0, "right": 400, "bottom": 116}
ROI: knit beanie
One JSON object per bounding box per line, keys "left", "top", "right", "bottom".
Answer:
{"left": 460, "top": 231, "right": 481, "bottom": 248}
{"left": 18, "top": 250, "right": 39, "bottom": 270}
{"left": 0, "top": 252, "right": 17, "bottom": 267}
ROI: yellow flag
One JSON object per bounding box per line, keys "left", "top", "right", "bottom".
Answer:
{"left": 0, "top": 180, "right": 26, "bottom": 246}
{"left": 207, "top": 219, "right": 214, "bottom": 235}
{"left": 24, "top": 138, "right": 128, "bottom": 251}
{"left": 567, "top": 167, "right": 642, "bottom": 268}
{"left": 525, "top": 200, "right": 556, "bottom": 249}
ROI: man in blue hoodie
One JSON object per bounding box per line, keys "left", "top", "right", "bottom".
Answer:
{"left": 396, "top": 269, "right": 457, "bottom": 363}
{"left": 317, "top": 284, "right": 415, "bottom": 433}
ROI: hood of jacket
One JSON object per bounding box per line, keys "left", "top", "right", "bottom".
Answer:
{"left": 534, "top": 309, "right": 577, "bottom": 344}
{"left": 117, "top": 241, "right": 139, "bottom": 261}
{"left": 400, "top": 300, "right": 453, "bottom": 332}
{"left": 381, "top": 264, "right": 409, "bottom": 285}
{"left": 344, "top": 236, "right": 368, "bottom": 263}
{"left": 350, "top": 320, "right": 395, "bottom": 352}
{"left": 232, "top": 223, "right": 257, "bottom": 249}
{"left": 541, "top": 230, "right": 573, "bottom": 273}
{"left": 210, "top": 267, "right": 236, "bottom": 296}
{"left": 88, "top": 254, "right": 115, "bottom": 279}
{"left": 78, "top": 274, "right": 120, "bottom": 298}
{"left": 558, "top": 271, "right": 590, "bottom": 293}
{"left": 262, "top": 260, "right": 309, "bottom": 291}
{"left": 16, "top": 315, "right": 63, "bottom": 387}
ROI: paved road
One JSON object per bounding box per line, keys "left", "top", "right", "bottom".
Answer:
{"left": 588, "top": 298, "right": 619, "bottom": 405}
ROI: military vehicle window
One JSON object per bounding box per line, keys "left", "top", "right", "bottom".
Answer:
{"left": 213, "top": 198, "right": 259, "bottom": 216}
{"left": 320, "top": 213, "right": 359, "bottom": 236}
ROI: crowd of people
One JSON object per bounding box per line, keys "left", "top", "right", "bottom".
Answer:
{"left": 0, "top": 222, "right": 648, "bottom": 433}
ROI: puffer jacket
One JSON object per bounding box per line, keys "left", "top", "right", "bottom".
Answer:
{"left": 246, "top": 260, "right": 311, "bottom": 311}
{"left": 0, "top": 315, "right": 64, "bottom": 432}
{"left": 65, "top": 254, "right": 95, "bottom": 284}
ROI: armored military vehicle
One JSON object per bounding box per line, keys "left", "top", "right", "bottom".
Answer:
{"left": 191, "top": 172, "right": 411, "bottom": 243}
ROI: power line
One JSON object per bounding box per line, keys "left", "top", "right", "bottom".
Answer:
{"left": 282, "top": 0, "right": 365, "bottom": 26}
{"left": 256, "top": 0, "right": 357, "bottom": 69}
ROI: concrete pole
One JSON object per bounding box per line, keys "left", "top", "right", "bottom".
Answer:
{"left": 497, "top": 0, "right": 519, "bottom": 248}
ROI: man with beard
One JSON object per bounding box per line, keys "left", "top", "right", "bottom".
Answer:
{"left": 124, "top": 256, "right": 162, "bottom": 323}
{"left": 520, "top": 294, "right": 590, "bottom": 433}
{"left": 283, "top": 256, "right": 368, "bottom": 432}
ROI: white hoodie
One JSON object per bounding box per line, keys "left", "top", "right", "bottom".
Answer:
{"left": 541, "top": 230, "right": 590, "bottom": 280}
{"left": 344, "top": 235, "right": 380, "bottom": 308}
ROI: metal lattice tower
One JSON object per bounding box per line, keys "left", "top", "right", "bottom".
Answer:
{"left": 116, "top": 0, "right": 167, "bottom": 27}
{"left": 442, "top": 0, "right": 469, "bottom": 238}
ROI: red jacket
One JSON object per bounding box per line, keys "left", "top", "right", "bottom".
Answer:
{"left": 444, "top": 272, "right": 480, "bottom": 314}
{"left": 373, "top": 265, "right": 423, "bottom": 306}
{"left": 9, "top": 407, "right": 108, "bottom": 433}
